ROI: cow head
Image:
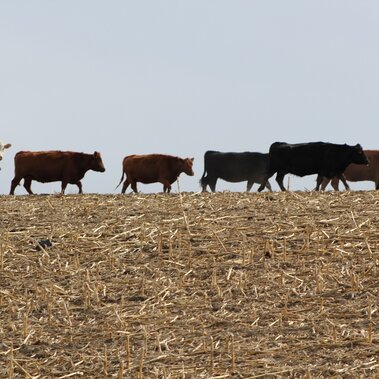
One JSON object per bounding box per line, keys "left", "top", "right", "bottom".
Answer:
{"left": 350, "top": 144, "right": 369, "bottom": 165}
{"left": 0, "top": 142, "right": 11, "bottom": 171}
{"left": 0, "top": 142, "right": 11, "bottom": 161}
{"left": 92, "top": 151, "right": 106, "bottom": 172}
{"left": 182, "top": 157, "right": 194, "bottom": 176}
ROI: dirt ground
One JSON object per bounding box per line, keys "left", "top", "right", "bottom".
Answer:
{"left": 1, "top": 191, "right": 379, "bottom": 378}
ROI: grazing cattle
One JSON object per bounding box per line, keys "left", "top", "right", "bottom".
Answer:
{"left": 200, "top": 150, "right": 272, "bottom": 192}
{"left": 258, "top": 142, "right": 368, "bottom": 192}
{"left": 0, "top": 141, "right": 11, "bottom": 168}
{"left": 10, "top": 151, "right": 105, "bottom": 195}
{"left": 320, "top": 150, "right": 379, "bottom": 191}
{"left": 116, "top": 154, "right": 194, "bottom": 193}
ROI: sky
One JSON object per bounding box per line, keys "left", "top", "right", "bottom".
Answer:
{"left": 1, "top": 1, "right": 378, "bottom": 194}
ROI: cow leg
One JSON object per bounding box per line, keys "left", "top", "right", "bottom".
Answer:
{"left": 121, "top": 178, "right": 130, "bottom": 194}
{"left": 258, "top": 172, "right": 274, "bottom": 192}
{"left": 10, "top": 176, "right": 22, "bottom": 195}
{"left": 314, "top": 175, "right": 324, "bottom": 191}
{"left": 163, "top": 184, "right": 172, "bottom": 193}
{"left": 200, "top": 176, "right": 208, "bottom": 192}
{"left": 338, "top": 174, "right": 350, "bottom": 191}
{"left": 265, "top": 180, "right": 272, "bottom": 192}
{"left": 376, "top": 182, "right": 379, "bottom": 190}
{"left": 330, "top": 177, "right": 340, "bottom": 191}
{"left": 315, "top": 174, "right": 330, "bottom": 191}
{"left": 61, "top": 181, "right": 68, "bottom": 195}
{"left": 318, "top": 175, "right": 330, "bottom": 191}
{"left": 246, "top": 180, "right": 254, "bottom": 192}
{"left": 257, "top": 179, "right": 267, "bottom": 192}
{"left": 130, "top": 180, "right": 138, "bottom": 193}
{"left": 275, "top": 172, "right": 286, "bottom": 191}
{"left": 162, "top": 181, "right": 172, "bottom": 193}
{"left": 23, "top": 178, "right": 34, "bottom": 195}
{"left": 207, "top": 177, "right": 217, "bottom": 192}
{"left": 76, "top": 181, "right": 83, "bottom": 194}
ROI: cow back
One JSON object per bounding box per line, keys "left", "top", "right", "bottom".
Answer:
{"left": 269, "top": 142, "right": 327, "bottom": 175}
{"left": 14, "top": 151, "right": 105, "bottom": 182}
{"left": 204, "top": 151, "right": 268, "bottom": 182}
{"left": 124, "top": 154, "right": 193, "bottom": 184}
{"left": 268, "top": 142, "right": 367, "bottom": 178}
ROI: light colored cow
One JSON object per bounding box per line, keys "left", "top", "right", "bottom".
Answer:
{"left": 0, "top": 141, "right": 11, "bottom": 169}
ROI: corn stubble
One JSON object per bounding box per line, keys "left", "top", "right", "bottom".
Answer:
{"left": 1, "top": 190, "right": 379, "bottom": 378}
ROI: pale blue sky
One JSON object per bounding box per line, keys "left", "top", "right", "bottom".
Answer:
{"left": 1, "top": 1, "right": 378, "bottom": 194}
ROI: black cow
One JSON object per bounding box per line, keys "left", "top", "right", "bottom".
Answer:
{"left": 258, "top": 142, "right": 368, "bottom": 192}
{"left": 200, "top": 150, "right": 272, "bottom": 192}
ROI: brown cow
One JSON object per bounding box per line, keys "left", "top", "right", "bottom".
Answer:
{"left": 320, "top": 150, "right": 379, "bottom": 191}
{"left": 10, "top": 150, "right": 105, "bottom": 195}
{"left": 116, "top": 154, "right": 194, "bottom": 193}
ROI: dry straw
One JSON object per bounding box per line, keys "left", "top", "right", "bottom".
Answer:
{"left": 0, "top": 190, "right": 379, "bottom": 377}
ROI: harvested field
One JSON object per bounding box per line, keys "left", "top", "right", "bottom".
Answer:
{"left": 1, "top": 191, "right": 379, "bottom": 378}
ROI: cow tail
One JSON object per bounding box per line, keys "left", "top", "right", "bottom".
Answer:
{"left": 114, "top": 170, "right": 125, "bottom": 191}
{"left": 199, "top": 169, "right": 207, "bottom": 187}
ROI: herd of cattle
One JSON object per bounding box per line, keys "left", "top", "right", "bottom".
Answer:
{"left": 1, "top": 140, "right": 378, "bottom": 195}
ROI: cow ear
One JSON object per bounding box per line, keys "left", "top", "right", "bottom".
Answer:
{"left": 189, "top": 157, "right": 194, "bottom": 162}
{"left": 94, "top": 151, "right": 100, "bottom": 158}
{"left": 4, "top": 143, "right": 11, "bottom": 149}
